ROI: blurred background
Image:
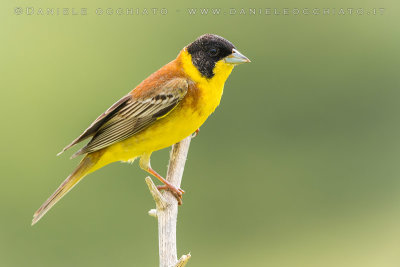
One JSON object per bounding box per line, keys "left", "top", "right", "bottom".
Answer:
{"left": 1, "top": 0, "right": 400, "bottom": 266}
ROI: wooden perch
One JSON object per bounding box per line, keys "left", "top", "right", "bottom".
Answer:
{"left": 146, "top": 136, "right": 192, "bottom": 267}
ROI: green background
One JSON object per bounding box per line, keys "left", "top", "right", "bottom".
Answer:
{"left": 1, "top": 0, "right": 400, "bottom": 266}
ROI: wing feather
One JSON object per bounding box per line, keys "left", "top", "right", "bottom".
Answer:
{"left": 61, "top": 78, "right": 188, "bottom": 158}
{"left": 57, "top": 95, "right": 132, "bottom": 156}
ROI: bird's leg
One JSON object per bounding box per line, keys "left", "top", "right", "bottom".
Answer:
{"left": 140, "top": 154, "right": 184, "bottom": 204}
{"left": 147, "top": 167, "right": 185, "bottom": 195}
{"left": 148, "top": 168, "right": 184, "bottom": 205}
{"left": 191, "top": 128, "right": 200, "bottom": 138}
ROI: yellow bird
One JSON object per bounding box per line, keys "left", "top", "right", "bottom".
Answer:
{"left": 32, "top": 34, "right": 250, "bottom": 225}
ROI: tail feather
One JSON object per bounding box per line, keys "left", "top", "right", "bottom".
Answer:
{"left": 32, "top": 154, "right": 100, "bottom": 225}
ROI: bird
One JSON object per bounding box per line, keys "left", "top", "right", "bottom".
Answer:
{"left": 32, "top": 34, "right": 250, "bottom": 225}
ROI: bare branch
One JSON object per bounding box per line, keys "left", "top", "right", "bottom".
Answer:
{"left": 146, "top": 136, "right": 192, "bottom": 267}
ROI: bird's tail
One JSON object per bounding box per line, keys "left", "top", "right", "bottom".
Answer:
{"left": 32, "top": 153, "right": 103, "bottom": 225}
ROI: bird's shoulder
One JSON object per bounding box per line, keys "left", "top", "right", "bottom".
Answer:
{"left": 129, "top": 58, "right": 190, "bottom": 100}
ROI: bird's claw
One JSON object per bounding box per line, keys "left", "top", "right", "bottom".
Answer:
{"left": 156, "top": 185, "right": 184, "bottom": 205}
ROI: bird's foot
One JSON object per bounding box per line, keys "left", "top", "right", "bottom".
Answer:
{"left": 191, "top": 128, "right": 200, "bottom": 138}
{"left": 145, "top": 165, "right": 185, "bottom": 205}
{"left": 156, "top": 185, "right": 185, "bottom": 205}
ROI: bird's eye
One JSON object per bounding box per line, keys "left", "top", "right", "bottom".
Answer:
{"left": 208, "top": 48, "right": 219, "bottom": 57}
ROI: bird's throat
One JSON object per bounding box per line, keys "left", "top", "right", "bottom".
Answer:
{"left": 179, "top": 49, "right": 234, "bottom": 88}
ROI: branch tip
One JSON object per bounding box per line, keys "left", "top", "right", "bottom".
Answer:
{"left": 148, "top": 209, "right": 157, "bottom": 218}
{"left": 174, "top": 253, "right": 191, "bottom": 267}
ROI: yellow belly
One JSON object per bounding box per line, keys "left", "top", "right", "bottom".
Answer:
{"left": 97, "top": 51, "right": 234, "bottom": 165}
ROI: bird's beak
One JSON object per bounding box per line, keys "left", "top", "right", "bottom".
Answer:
{"left": 224, "top": 49, "right": 251, "bottom": 65}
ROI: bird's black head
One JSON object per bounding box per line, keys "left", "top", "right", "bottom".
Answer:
{"left": 186, "top": 34, "right": 236, "bottom": 79}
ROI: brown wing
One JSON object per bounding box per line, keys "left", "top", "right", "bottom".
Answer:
{"left": 57, "top": 95, "right": 132, "bottom": 156}
{"left": 58, "top": 78, "right": 188, "bottom": 158}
